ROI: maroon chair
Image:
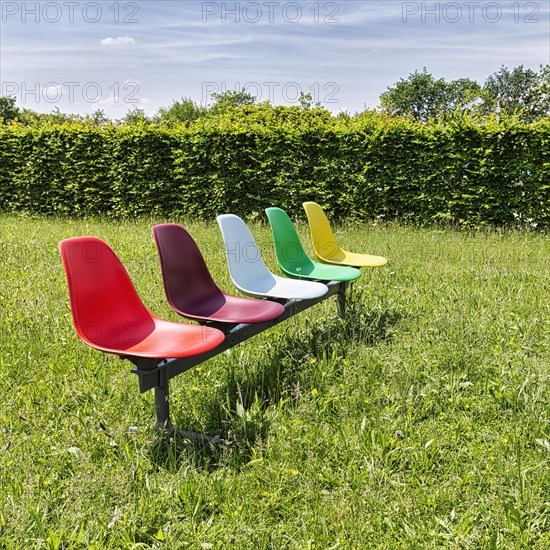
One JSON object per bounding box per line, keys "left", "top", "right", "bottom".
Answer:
{"left": 152, "top": 224, "right": 285, "bottom": 324}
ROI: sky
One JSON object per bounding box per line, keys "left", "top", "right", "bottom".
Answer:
{"left": 1, "top": 0, "right": 549, "bottom": 118}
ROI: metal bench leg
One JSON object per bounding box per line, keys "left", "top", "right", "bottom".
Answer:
{"left": 154, "top": 368, "right": 173, "bottom": 433}
{"left": 337, "top": 281, "right": 347, "bottom": 318}
{"left": 154, "top": 369, "right": 226, "bottom": 445}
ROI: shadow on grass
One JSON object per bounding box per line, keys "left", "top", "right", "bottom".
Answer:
{"left": 147, "top": 299, "right": 404, "bottom": 471}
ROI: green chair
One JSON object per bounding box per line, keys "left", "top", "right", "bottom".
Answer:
{"left": 265, "top": 207, "right": 361, "bottom": 282}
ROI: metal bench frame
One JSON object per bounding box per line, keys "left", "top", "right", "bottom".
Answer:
{"left": 128, "top": 280, "right": 348, "bottom": 442}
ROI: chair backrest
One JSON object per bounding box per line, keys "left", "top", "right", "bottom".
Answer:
{"left": 59, "top": 236, "right": 155, "bottom": 351}
{"left": 302, "top": 201, "right": 341, "bottom": 262}
{"left": 216, "top": 214, "right": 277, "bottom": 294}
{"left": 265, "top": 207, "right": 314, "bottom": 276}
{"left": 152, "top": 224, "right": 225, "bottom": 316}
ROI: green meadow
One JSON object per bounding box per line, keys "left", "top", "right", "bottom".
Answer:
{"left": 1, "top": 215, "right": 548, "bottom": 549}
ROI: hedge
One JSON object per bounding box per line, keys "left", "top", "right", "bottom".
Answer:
{"left": 0, "top": 111, "right": 548, "bottom": 227}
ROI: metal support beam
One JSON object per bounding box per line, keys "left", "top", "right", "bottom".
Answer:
{"left": 127, "top": 280, "right": 348, "bottom": 440}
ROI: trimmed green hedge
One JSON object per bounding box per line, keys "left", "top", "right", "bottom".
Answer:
{"left": 1, "top": 111, "right": 548, "bottom": 226}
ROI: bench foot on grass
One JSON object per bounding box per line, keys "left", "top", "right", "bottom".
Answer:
{"left": 155, "top": 422, "right": 228, "bottom": 446}
{"left": 154, "top": 379, "right": 228, "bottom": 446}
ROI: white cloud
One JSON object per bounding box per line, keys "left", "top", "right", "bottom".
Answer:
{"left": 100, "top": 36, "right": 136, "bottom": 46}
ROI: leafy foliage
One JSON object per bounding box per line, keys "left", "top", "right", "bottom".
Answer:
{"left": 380, "top": 68, "right": 457, "bottom": 121}
{"left": 380, "top": 65, "right": 549, "bottom": 122}
{"left": 484, "top": 65, "right": 550, "bottom": 123}
{"left": 210, "top": 89, "right": 257, "bottom": 112}
{"left": 0, "top": 110, "right": 548, "bottom": 227}
{"left": 0, "top": 96, "right": 20, "bottom": 124}
{"left": 152, "top": 90, "right": 257, "bottom": 128}
{"left": 154, "top": 97, "right": 209, "bottom": 128}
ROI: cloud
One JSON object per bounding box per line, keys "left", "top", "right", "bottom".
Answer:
{"left": 100, "top": 36, "right": 136, "bottom": 46}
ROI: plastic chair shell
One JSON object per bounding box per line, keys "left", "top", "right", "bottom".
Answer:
{"left": 265, "top": 207, "right": 361, "bottom": 282}
{"left": 216, "top": 214, "right": 328, "bottom": 300}
{"left": 302, "top": 202, "right": 388, "bottom": 267}
{"left": 152, "top": 224, "right": 285, "bottom": 323}
{"left": 59, "top": 236, "right": 224, "bottom": 359}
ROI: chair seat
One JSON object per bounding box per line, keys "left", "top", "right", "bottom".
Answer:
{"left": 216, "top": 214, "right": 328, "bottom": 300}
{"left": 281, "top": 260, "right": 362, "bottom": 281}
{"left": 174, "top": 290, "right": 285, "bottom": 324}
{"left": 318, "top": 248, "right": 388, "bottom": 268}
{"left": 152, "top": 224, "right": 285, "bottom": 324}
{"left": 235, "top": 271, "right": 328, "bottom": 300}
{"left": 81, "top": 315, "right": 225, "bottom": 359}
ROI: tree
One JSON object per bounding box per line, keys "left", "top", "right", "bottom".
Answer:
{"left": 297, "top": 92, "right": 325, "bottom": 110}
{"left": 85, "top": 109, "right": 110, "bottom": 126}
{"left": 446, "top": 78, "right": 484, "bottom": 113}
{"left": 379, "top": 68, "right": 449, "bottom": 121}
{"left": 119, "top": 108, "right": 151, "bottom": 126}
{"left": 210, "top": 89, "right": 256, "bottom": 113}
{"left": 154, "top": 97, "right": 207, "bottom": 127}
{"left": 380, "top": 69, "right": 485, "bottom": 121}
{"left": 483, "top": 64, "right": 550, "bottom": 122}
{"left": 0, "top": 96, "right": 20, "bottom": 123}
{"left": 15, "top": 106, "right": 81, "bottom": 125}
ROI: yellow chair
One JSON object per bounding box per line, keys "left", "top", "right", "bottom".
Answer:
{"left": 302, "top": 202, "right": 388, "bottom": 268}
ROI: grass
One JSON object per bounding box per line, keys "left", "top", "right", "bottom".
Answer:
{"left": 0, "top": 214, "right": 549, "bottom": 549}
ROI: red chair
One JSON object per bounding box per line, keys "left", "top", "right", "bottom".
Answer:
{"left": 152, "top": 224, "right": 285, "bottom": 324}
{"left": 59, "top": 236, "right": 225, "bottom": 359}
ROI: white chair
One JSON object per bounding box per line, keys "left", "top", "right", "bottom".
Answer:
{"left": 216, "top": 214, "right": 328, "bottom": 300}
